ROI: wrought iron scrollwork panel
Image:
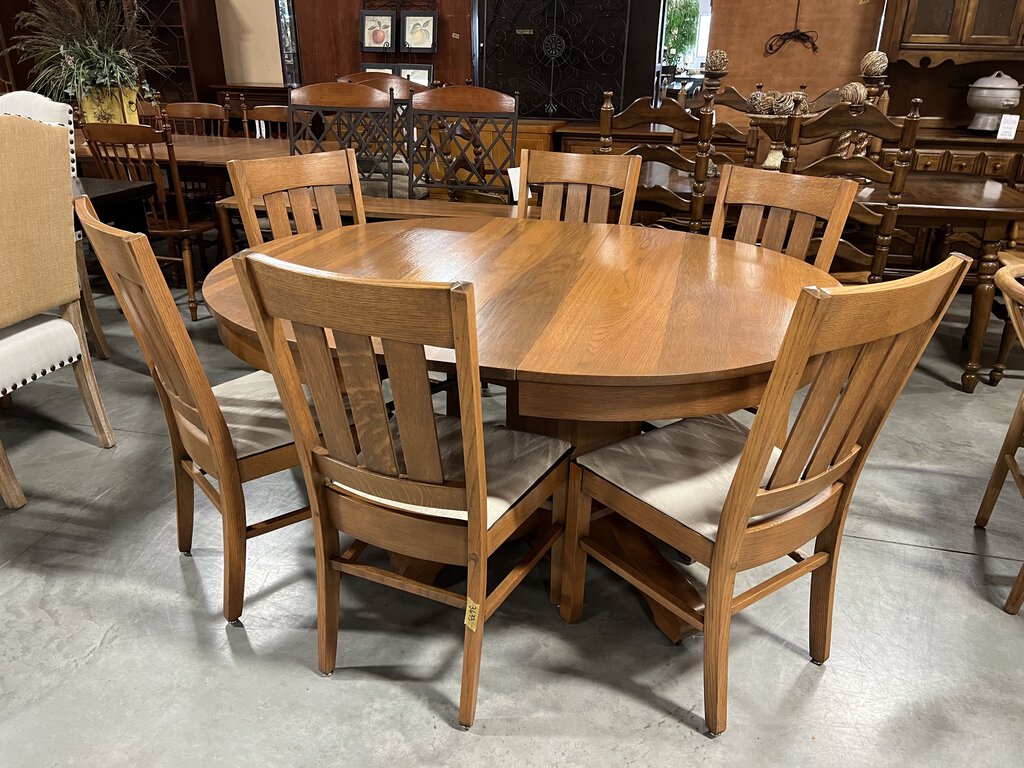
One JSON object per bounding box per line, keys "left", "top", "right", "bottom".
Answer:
{"left": 482, "top": 0, "right": 629, "bottom": 119}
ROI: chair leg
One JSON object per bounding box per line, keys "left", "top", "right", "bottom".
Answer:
{"left": 702, "top": 582, "right": 735, "bottom": 736}
{"left": 549, "top": 472, "right": 567, "bottom": 605}
{"left": 1005, "top": 563, "right": 1024, "bottom": 615}
{"left": 220, "top": 482, "right": 247, "bottom": 623}
{"left": 314, "top": 486, "right": 342, "bottom": 675}
{"left": 76, "top": 238, "right": 112, "bottom": 360}
{"left": 990, "top": 319, "right": 1016, "bottom": 386}
{"left": 0, "top": 438, "right": 26, "bottom": 510}
{"left": 559, "top": 463, "right": 590, "bottom": 623}
{"left": 809, "top": 545, "right": 843, "bottom": 666}
{"left": 61, "top": 302, "right": 116, "bottom": 449}
{"left": 458, "top": 556, "right": 487, "bottom": 728}
{"left": 181, "top": 237, "right": 199, "bottom": 322}
{"left": 173, "top": 457, "right": 195, "bottom": 553}
{"left": 977, "top": 394, "right": 1024, "bottom": 528}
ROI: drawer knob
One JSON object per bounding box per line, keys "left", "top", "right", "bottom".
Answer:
{"left": 924, "top": 160, "right": 932, "bottom": 168}
{"left": 959, "top": 161, "right": 968, "bottom": 170}
{"left": 995, "top": 163, "right": 1003, "bottom": 171}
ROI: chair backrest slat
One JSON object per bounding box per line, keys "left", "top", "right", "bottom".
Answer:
{"left": 227, "top": 149, "right": 366, "bottom": 247}
{"left": 382, "top": 338, "right": 444, "bottom": 483}
{"left": 334, "top": 329, "right": 399, "bottom": 475}
{"left": 292, "top": 322, "right": 359, "bottom": 463}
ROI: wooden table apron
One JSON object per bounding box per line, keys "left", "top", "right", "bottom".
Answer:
{"left": 204, "top": 217, "right": 839, "bottom": 641}
{"left": 204, "top": 217, "right": 839, "bottom": 448}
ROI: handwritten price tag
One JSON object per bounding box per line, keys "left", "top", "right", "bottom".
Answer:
{"left": 464, "top": 598, "right": 480, "bottom": 631}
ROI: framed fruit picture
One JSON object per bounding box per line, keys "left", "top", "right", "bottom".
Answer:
{"left": 360, "top": 10, "right": 395, "bottom": 52}
{"left": 401, "top": 11, "right": 437, "bottom": 53}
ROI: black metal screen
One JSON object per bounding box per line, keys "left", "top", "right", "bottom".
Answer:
{"left": 479, "top": 0, "right": 631, "bottom": 120}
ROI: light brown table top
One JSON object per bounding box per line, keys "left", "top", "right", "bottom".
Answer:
{"left": 76, "top": 132, "right": 293, "bottom": 168}
{"left": 204, "top": 218, "right": 838, "bottom": 418}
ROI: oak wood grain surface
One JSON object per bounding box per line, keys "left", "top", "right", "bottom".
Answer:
{"left": 204, "top": 218, "right": 838, "bottom": 421}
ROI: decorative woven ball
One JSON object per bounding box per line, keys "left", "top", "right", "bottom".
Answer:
{"left": 772, "top": 90, "right": 796, "bottom": 115}
{"left": 860, "top": 50, "right": 888, "bottom": 77}
{"left": 704, "top": 49, "right": 729, "bottom": 73}
{"left": 746, "top": 90, "right": 773, "bottom": 114}
{"left": 790, "top": 93, "right": 810, "bottom": 115}
{"left": 839, "top": 81, "right": 868, "bottom": 105}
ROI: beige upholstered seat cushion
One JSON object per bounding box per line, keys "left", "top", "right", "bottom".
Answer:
{"left": 211, "top": 371, "right": 298, "bottom": 459}
{"left": 330, "top": 415, "right": 572, "bottom": 529}
{"left": 0, "top": 315, "right": 82, "bottom": 395}
{"left": 577, "top": 414, "right": 825, "bottom": 542}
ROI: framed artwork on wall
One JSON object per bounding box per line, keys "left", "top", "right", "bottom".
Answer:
{"left": 360, "top": 10, "right": 396, "bottom": 53}
{"left": 398, "top": 64, "right": 433, "bottom": 88}
{"left": 401, "top": 11, "right": 437, "bottom": 53}
{"left": 361, "top": 64, "right": 396, "bottom": 74}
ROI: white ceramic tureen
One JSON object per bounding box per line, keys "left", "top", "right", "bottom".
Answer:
{"left": 967, "top": 71, "right": 1023, "bottom": 132}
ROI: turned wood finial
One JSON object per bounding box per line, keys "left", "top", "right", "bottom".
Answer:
{"left": 599, "top": 91, "right": 614, "bottom": 154}
{"left": 908, "top": 97, "right": 922, "bottom": 120}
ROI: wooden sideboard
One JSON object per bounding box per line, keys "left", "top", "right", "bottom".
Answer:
{"left": 881, "top": 128, "right": 1024, "bottom": 181}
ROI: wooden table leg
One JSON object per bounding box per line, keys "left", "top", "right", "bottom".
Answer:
{"left": 963, "top": 224, "right": 1005, "bottom": 393}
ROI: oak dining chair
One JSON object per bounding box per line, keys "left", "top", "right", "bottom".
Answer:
{"left": 560, "top": 253, "right": 970, "bottom": 735}
{"left": 708, "top": 164, "right": 859, "bottom": 272}
{"left": 516, "top": 149, "right": 642, "bottom": 225}
{"left": 0, "top": 116, "right": 116, "bottom": 509}
{"left": 240, "top": 103, "right": 290, "bottom": 140}
{"left": 75, "top": 196, "right": 311, "bottom": 622}
{"left": 226, "top": 149, "right": 366, "bottom": 248}
{"left": 233, "top": 252, "right": 572, "bottom": 728}
{"left": 976, "top": 262, "right": 1024, "bottom": 615}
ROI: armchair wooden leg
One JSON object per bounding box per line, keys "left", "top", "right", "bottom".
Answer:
{"left": 76, "top": 239, "right": 112, "bottom": 360}
{"left": 990, "top": 318, "right": 1016, "bottom": 386}
{"left": 977, "top": 394, "right": 1024, "bottom": 528}
{"left": 174, "top": 458, "right": 195, "bottom": 554}
{"left": 61, "top": 302, "right": 116, "bottom": 449}
{"left": 702, "top": 583, "right": 734, "bottom": 737}
{"left": 0, "top": 438, "right": 26, "bottom": 510}
{"left": 559, "top": 463, "right": 590, "bottom": 623}
{"left": 181, "top": 237, "right": 199, "bottom": 322}
{"left": 1005, "top": 563, "right": 1024, "bottom": 615}
{"left": 315, "top": 488, "right": 342, "bottom": 675}
{"left": 458, "top": 556, "right": 487, "bottom": 729}
{"left": 221, "top": 482, "right": 247, "bottom": 623}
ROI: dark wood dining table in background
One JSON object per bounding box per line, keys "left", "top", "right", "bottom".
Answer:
{"left": 203, "top": 216, "right": 840, "bottom": 641}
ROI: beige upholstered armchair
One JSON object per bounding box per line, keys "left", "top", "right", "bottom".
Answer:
{"left": 0, "top": 115, "right": 116, "bottom": 509}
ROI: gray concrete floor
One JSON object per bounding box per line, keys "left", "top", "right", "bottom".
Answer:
{"left": 1, "top": 287, "right": 1023, "bottom": 767}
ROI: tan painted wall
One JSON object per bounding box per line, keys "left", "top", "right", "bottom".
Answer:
{"left": 216, "top": 0, "right": 284, "bottom": 85}
{"left": 709, "top": 0, "right": 884, "bottom": 100}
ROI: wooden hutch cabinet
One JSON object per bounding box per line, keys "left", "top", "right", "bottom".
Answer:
{"left": 882, "top": 0, "right": 1024, "bottom": 65}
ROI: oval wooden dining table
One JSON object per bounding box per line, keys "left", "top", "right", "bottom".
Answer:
{"left": 203, "top": 216, "right": 840, "bottom": 641}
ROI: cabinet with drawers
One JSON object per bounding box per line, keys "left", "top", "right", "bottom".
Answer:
{"left": 881, "top": 129, "right": 1024, "bottom": 182}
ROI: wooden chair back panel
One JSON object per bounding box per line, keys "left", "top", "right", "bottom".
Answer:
{"left": 234, "top": 253, "right": 485, "bottom": 517}
{"left": 518, "top": 149, "right": 640, "bottom": 225}
{"left": 607, "top": 95, "right": 699, "bottom": 134}
{"left": 623, "top": 144, "right": 697, "bottom": 173}
{"left": 74, "top": 196, "right": 231, "bottom": 471}
{"left": 163, "top": 102, "right": 230, "bottom": 136}
{"left": 226, "top": 150, "right": 366, "bottom": 247}
{"left": 410, "top": 85, "right": 516, "bottom": 113}
{"left": 797, "top": 102, "right": 903, "bottom": 143}
{"left": 718, "top": 255, "right": 969, "bottom": 548}
{"left": 798, "top": 154, "right": 894, "bottom": 185}
{"left": 339, "top": 74, "right": 427, "bottom": 101}
{"left": 708, "top": 165, "right": 859, "bottom": 270}
{"left": 242, "top": 104, "right": 290, "bottom": 139}
{"left": 291, "top": 82, "right": 394, "bottom": 109}
{"left": 82, "top": 122, "right": 188, "bottom": 230}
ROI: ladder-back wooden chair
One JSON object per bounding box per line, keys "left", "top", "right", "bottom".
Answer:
{"left": 688, "top": 85, "right": 759, "bottom": 168}
{"left": 82, "top": 121, "right": 217, "bottom": 321}
{"left": 240, "top": 104, "right": 290, "bottom": 139}
{"left": 560, "top": 254, "right": 970, "bottom": 735}
{"left": 516, "top": 149, "right": 641, "bottom": 225}
{"left": 227, "top": 149, "right": 366, "bottom": 248}
{"left": 233, "top": 252, "right": 572, "bottom": 728}
{"left": 781, "top": 98, "right": 922, "bottom": 283}
{"left": 599, "top": 91, "right": 722, "bottom": 231}
{"left": 708, "top": 164, "right": 859, "bottom": 272}
{"left": 0, "top": 116, "right": 116, "bottom": 509}
{"left": 75, "top": 196, "right": 311, "bottom": 622}
{"left": 976, "top": 262, "right": 1024, "bottom": 615}
{"left": 162, "top": 101, "right": 231, "bottom": 136}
